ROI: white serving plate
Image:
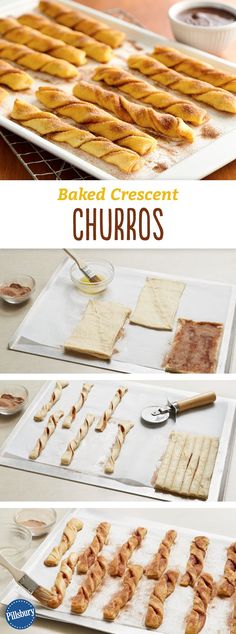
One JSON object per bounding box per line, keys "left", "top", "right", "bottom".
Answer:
{"left": 8, "top": 259, "right": 236, "bottom": 374}
{"left": 1, "top": 508, "right": 235, "bottom": 633}
{"left": 0, "top": 0, "right": 236, "bottom": 179}
{"left": 0, "top": 380, "right": 235, "bottom": 502}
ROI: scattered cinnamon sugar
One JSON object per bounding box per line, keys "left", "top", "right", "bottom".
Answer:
{"left": 128, "top": 40, "right": 144, "bottom": 51}
{"left": 153, "top": 162, "right": 168, "bottom": 173}
{"left": 201, "top": 124, "right": 220, "bottom": 139}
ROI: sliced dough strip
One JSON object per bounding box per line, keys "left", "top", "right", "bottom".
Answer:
{"left": 29, "top": 410, "right": 64, "bottom": 460}
{"left": 128, "top": 54, "right": 236, "bottom": 114}
{"left": 0, "top": 39, "right": 77, "bottom": 79}
{"left": 62, "top": 383, "right": 93, "bottom": 429}
{"left": 104, "top": 420, "right": 134, "bottom": 474}
{"left": 130, "top": 277, "right": 185, "bottom": 330}
{"left": 0, "top": 59, "right": 32, "bottom": 90}
{"left": 34, "top": 380, "right": 69, "bottom": 421}
{"left": 44, "top": 517, "right": 83, "bottom": 567}
{"left": 46, "top": 551, "right": 79, "bottom": 608}
{"left": 71, "top": 555, "right": 107, "bottom": 614}
{"left": 217, "top": 542, "right": 236, "bottom": 597}
{"left": 103, "top": 564, "right": 143, "bottom": 621}
{"left": 145, "top": 570, "right": 179, "bottom": 629}
{"left": 109, "top": 527, "right": 147, "bottom": 577}
{"left": 96, "top": 386, "right": 128, "bottom": 432}
{"left": 93, "top": 66, "right": 207, "bottom": 125}
{"left": 10, "top": 99, "right": 143, "bottom": 174}
{"left": 73, "top": 81, "right": 194, "bottom": 142}
{"left": 61, "top": 414, "right": 95, "bottom": 466}
{"left": 152, "top": 45, "right": 236, "bottom": 94}
{"left": 164, "top": 318, "right": 223, "bottom": 374}
{"left": 77, "top": 522, "right": 111, "bottom": 574}
{"left": 39, "top": 0, "right": 125, "bottom": 48}
{"left": 180, "top": 536, "right": 209, "bottom": 587}
{"left": 185, "top": 573, "right": 214, "bottom": 634}
{"left": 145, "top": 530, "right": 177, "bottom": 580}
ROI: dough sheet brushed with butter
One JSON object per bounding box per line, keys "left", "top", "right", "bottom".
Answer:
{"left": 130, "top": 278, "right": 185, "bottom": 330}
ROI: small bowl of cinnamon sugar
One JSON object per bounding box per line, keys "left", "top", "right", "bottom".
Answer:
{"left": 0, "top": 274, "right": 35, "bottom": 304}
{"left": 0, "top": 384, "right": 29, "bottom": 415}
{"left": 14, "top": 509, "right": 57, "bottom": 537}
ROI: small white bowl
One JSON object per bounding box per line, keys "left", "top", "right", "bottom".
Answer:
{"left": 0, "top": 274, "right": 35, "bottom": 304}
{"left": 0, "top": 384, "right": 29, "bottom": 416}
{"left": 169, "top": 1, "right": 236, "bottom": 55}
{"left": 70, "top": 260, "right": 114, "bottom": 295}
{"left": 14, "top": 509, "right": 57, "bottom": 538}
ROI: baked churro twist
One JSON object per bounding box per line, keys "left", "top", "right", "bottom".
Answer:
{"left": 145, "top": 570, "right": 179, "bottom": 629}
{"left": 0, "top": 39, "right": 77, "bottom": 79}
{"left": 185, "top": 573, "right": 214, "bottom": 634}
{"left": 77, "top": 522, "right": 111, "bottom": 574}
{"left": 145, "top": 530, "right": 177, "bottom": 580}
{"left": 152, "top": 46, "right": 236, "bottom": 94}
{"left": 62, "top": 383, "right": 93, "bottom": 429}
{"left": 44, "top": 518, "right": 83, "bottom": 566}
{"left": 0, "top": 59, "right": 32, "bottom": 90}
{"left": 104, "top": 421, "right": 134, "bottom": 474}
{"left": 10, "top": 100, "right": 143, "bottom": 174}
{"left": 29, "top": 410, "right": 64, "bottom": 460}
{"left": 128, "top": 54, "right": 236, "bottom": 114}
{"left": 74, "top": 81, "right": 195, "bottom": 142}
{"left": 0, "top": 86, "right": 7, "bottom": 103}
{"left": 61, "top": 414, "right": 95, "bottom": 466}
{"left": 71, "top": 555, "right": 107, "bottom": 614}
{"left": 217, "top": 542, "right": 236, "bottom": 597}
{"left": 18, "top": 13, "right": 112, "bottom": 63}
{"left": 47, "top": 551, "right": 79, "bottom": 608}
{"left": 231, "top": 600, "right": 236, "bottom": 634}
{"left": 103, "top": 564, "right": 143, "bottom": 621}
{"left": 109, "top": 527, "right": 147, "bottom": 577}
{"left": 39, "top": 0, "right": 125, "bottom": 48}
{"left": 93, "top": 66, "right": 206, "bottom": 125}
{"left": 96, "top": 386, "right": 128, "bottom": 432}
{"left": 34, "top": 380, "right": 69, "bottom": 421}
{"left": 36, "top": 86, "right": 157, "bottom": 155}
{"left": 0, "top": 18, "right": 86, "bottom": 66}
{"left": 180, "top": 536, "right": 209, "bottom": 588}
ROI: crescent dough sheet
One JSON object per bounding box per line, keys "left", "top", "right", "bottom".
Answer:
{"left": 130, "top": 278, "right": 185, "bottom": 330}
{"left": 64, "top": 300, "right": 131, "bottom": 360}
{"left": 164, "top": 318, "right": 223, "bottom": 373}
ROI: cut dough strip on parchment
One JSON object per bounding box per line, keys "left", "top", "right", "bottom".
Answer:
{"left": 130, "top": 277, "right": 185, "bottom": 330}
{"left": 104, "top": 420, "right": 134, "bottom": 474}
{"left": 29, "top": 410, "right": 64, "bottom": 460}
{"left": 61, "top": 414, "right": 95, "bottom": 466}
{"left": 62, "top": 383, "right": 93, "bottom": 429}
{"left": 180, "top": 536, "right": 209, "bottom": 587}
{"left": 103, "top": 564, "right": 143, "bottom": 621}
{"left": 217, "top": 541, "right": 236, "bottom": 597}
{"left": 44, "top": 517, "right": 83, "bottom": 567}
{"left": 34, "top": 380, "right": 69, "bottom": 421}
{"left": 109, "top": 527, "right": 147, "bottom": 577}
{"left": 71, "top": 556, "right": 107, "bottom": 614}
{"left": 145, "top": 529, "right": 177, "bottom": 579}
{"left": 77, "top": 521, "right": 111, "bottom": 574}
{"left": 185, "top": 572, "right": 214, "bottom": 634}
{"left": 96, "top": 386, "right": 128, "bottom": 432}
{"left": 145, "top": 569, "right": 179, "bottom": 629}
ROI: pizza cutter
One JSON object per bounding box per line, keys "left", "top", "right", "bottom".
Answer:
{"left": 141, "top": 392, "right": 216, "bottom": 425}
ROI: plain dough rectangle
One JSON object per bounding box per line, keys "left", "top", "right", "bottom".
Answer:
{"left": 130, "top": 278, "right": 185, "bottom": 330}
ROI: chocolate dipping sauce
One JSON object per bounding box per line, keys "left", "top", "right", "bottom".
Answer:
{"left": 178, "top": 6, "right": 235, "bottom": 27}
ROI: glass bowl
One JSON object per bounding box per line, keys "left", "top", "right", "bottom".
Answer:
{"left": 0, "top": 522, "right": 32, "bottom": 585}
{"left": 14, "top": 509, "right": 57, "bottom": 538}
{"left": 0, "top": 384, "right": 29, "bottom": 416}
{"left": 0, "top": 274, "right": 35, "bottom": 304}
{"left": 70, "top": 260, "right": 114, "bottom": 294}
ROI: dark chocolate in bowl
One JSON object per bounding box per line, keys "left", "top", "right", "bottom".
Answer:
{"left": 178, "top": 6, "right": 236, "bottom": 26}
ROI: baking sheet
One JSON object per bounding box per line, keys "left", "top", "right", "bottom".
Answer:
{"left": 8, "top": 259, "right": 236, "bottom": 374}
{"left": 1, "top": 508, "right": 235, "bottom": 633}
{"left": 0, "top": 380, "right": 235, "bottom": 501}
{"left": 0, "top": 0, "right": 236, "bottom": 179}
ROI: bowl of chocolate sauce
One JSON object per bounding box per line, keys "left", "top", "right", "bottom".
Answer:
{"left": 169, "top": 1, "right": 236, "bottom": 54}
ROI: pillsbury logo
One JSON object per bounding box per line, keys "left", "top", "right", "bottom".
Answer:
{"left": 5, "top": 600, "right": 35, "bottom": 629}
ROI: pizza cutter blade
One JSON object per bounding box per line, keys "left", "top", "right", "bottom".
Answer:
{"left": 141, "top": 392, "right": 216, "bottom": 426}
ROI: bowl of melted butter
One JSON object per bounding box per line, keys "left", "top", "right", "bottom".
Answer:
{"left": 70, "top": 259, "right": 114, "bottom": 294}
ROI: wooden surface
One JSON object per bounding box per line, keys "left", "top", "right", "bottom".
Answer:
{"left": 0, "top": 0, "right": 236, "bottom": 180}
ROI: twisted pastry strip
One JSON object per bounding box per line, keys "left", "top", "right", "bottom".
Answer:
{"left": 0, "top": 39, "right": 77, "bottom": 79}
{"left": 0, "top": 18, "right": 86, "bottom": 66}
{"left": 109, "top": 527, "right": 147, "bottom": 577}
{"left": 71, "top": 555, "right": 107, "bottom": 614}
{"left": 77, "top": 522, "right": 110, "bottom": 573}
{"left": 74, "top": 81, "right": 194, "bottom": 143}
{"left": 36, "top": 85, "right": 157, "bottom": 155}
{"left": 62, "top": 383, "right": 93, "bottom": 429}
{"left": 185, "top": 573, "right": 214, "bottom": 634}
{"left": 96, "top": 386, "right": 128, "bottom": 432}
{"left": 152, "top": 46, "right": 236, "bottom": 94}
{"left": 217, "top": 542, "right": 236, "bottom": 597}
{"left": 61, "top": 414, "right": 95, "bottom": 466}
{"left": 10, "top": 99, "right": 143, "bottom": 174}
{"left": 128, "top": 54, "right": 236, "bottom": 114}
{"left": 0, "top": 86, "right": 7, "bottom": 104}
{"left": 104, "top": 420, "right": 134, "bottom": 474}
{"left": 103, "top": 564, "right": 143, "bottom": 621}
{"left": 19, "top": 13, "right": 112, "bottom": 63}
{"left": 39, "top": 0, "right": 125, "bottom": 48}
{"left": 93, "top": 66, "right": 206, "bottom": 125}
{"left": 180, "top": 536, "right": 209, "bottom": 588}
{"left": 29, "top": 410, "right": 64, "bottom": 460}
{"left": 47, "top": 551, "right": 79, "bottom": 608}
{"left": 145, "top": 570, "right": 179, "bottom": 629}
{"left": 231, "top": 600, "right": 236, "bottom": 634}
{"left": 44, "top": 517, "right": 83, "bottom": 566}
{"left": 145, "top": 530, "right": 177, "bottom": 580}
{"left": 34, "top": 380, "right": 69, "bottom": 421}
{"left": 0, "top": 59, "right": 32, "bottom": 90}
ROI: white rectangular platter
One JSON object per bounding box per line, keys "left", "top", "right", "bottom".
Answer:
{"left": 8, "top": 259, "right": 236, "bottom": 374}
{"left": 0, "top": 380, "right": 235, "bottom": 501}
{"left": 0, "top": 0, "right": 236, "bottom": 179}
{"left": 1, "top": 508, "right": 235, "bottom": 633}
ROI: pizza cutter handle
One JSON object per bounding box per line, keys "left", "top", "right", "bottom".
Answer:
{"left": 177, "top": 392, "right": 216, "bottom": 413}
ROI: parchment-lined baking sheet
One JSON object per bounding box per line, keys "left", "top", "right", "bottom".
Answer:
{"left": 8, "top": 259, "right": 236, "bottom": 374}
{"left": 0, "top": 380, "right": 235, "bottom": 501}
{"left": 0, "top": 508, "right": 235, "bottom": 633}
{"left": 0, "top": 0, "right": 236, "bottom": 179}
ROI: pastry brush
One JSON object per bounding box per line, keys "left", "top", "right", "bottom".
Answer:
{"left": 0, "top": 552, "right": 57, "bottom": 608}
{"left": 64, "top": 248, "right": 101, "bottom": 283}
